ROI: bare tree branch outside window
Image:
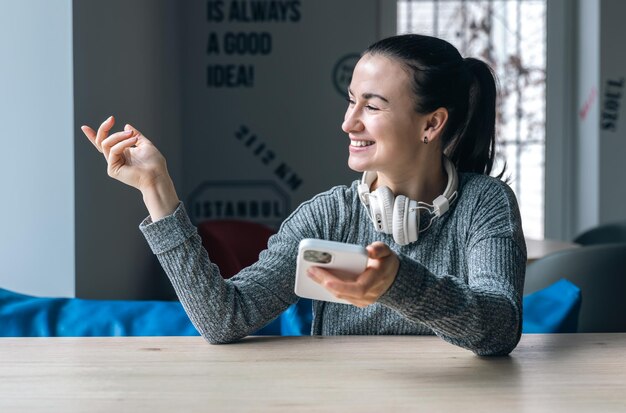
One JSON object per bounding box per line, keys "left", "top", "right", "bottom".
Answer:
{"left": 398, "top": 0, "right": 546, "bottom": 239}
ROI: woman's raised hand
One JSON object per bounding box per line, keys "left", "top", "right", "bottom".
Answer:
{"left": 81, "top": 116, "right": 179, "bottom": 221}
{"left": 81, "top": 116, "right": 167, "bottom": 191}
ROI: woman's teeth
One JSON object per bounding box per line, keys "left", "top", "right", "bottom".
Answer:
{"left": 350, "top": 140, "right": 375, "bottom": 147}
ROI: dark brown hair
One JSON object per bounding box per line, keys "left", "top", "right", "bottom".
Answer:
{"left": 365, "top": 34, "right": 499, "bottom": 176}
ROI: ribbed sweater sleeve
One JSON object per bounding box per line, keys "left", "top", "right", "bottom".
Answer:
{"left": 377, "top": 177, "right": 526, "bottom": 355}
{"left": 140, "top": 203, "right": 292, "bottom": 344}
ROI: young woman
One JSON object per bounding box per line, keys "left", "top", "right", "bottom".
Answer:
{"left": 82, "top": 34, "right": 526, "bottom": 356}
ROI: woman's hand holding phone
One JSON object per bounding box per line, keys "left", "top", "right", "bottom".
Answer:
{"left": 302, "top": 240, "right": 400, "bottom": 307}
{"left": 81, "top": 116, "right": 180, "bottom": 221}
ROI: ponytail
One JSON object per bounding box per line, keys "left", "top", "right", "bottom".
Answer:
{"left": 445, "top": 58, "right": 498, "bottom": 176}
{"left": 365, "top": 34, "right": 502, "bottom": 177}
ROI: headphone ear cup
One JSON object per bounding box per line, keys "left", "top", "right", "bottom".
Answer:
{"left": 392, "top": 195, "right": 410, "bottom": 245}
{"left": 369, "top": 186, "right": 394, "bottom": 234}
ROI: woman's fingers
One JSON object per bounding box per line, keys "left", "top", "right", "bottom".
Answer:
{"left": 366, "top": 242, "right": 392, "bottom": 259}
{"left": 101, "top": 130, "right": 134, "bottom": 159}
{"left": 308, "top": 267, "right": 368, "bottom": 302}
{"left": 107, "top": 135, "right": 139, "bottom": 175}
{"left": 81, "top": 116, "right": 115, "bottom": 153}
{"left": 95, "top": 115, "right": 115, "bottom": 149}
{"left": 124, "top": 123, "right": 141, "bottom": 135}
{"left": 80, "top": 125, "right": 99, "bottom": 150}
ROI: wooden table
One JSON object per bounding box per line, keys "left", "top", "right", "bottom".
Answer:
{"left": 526, "top": 237, "right": 580, "bottom": 263}
{"left": 1, "top": 334, "right": 625, "bottom": 412}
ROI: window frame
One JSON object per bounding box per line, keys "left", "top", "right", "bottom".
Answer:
{"left": 384, "top": 0, "right": 575, "bottom": 240}
{"left": 544, "top": 0, "right": 576, "bottom": 240}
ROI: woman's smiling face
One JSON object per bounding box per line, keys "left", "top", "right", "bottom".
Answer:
{"left": 342, "top": 53, "right": 428, "bottom": 176}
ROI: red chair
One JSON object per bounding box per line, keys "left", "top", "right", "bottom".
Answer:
{"left": 196, "top": 219, "right": 311, "bottom": 336}
{"left": 196, "top": 219, "right": 285, "bottom": 335}
{"left": 196, "top": 219, "right": 275, "bottom": 279}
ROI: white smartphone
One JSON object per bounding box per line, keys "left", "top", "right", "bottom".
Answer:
{"left": 294, "top": 238, "right": 369, "bottom": 304}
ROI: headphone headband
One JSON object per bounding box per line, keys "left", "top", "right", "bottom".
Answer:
{"left": 357, "top": 171, "right": 377, "bottom": 206}
{"left": 357, "top": 157, "right": 459, "bottom": 245}
{"left": 433, "top": 156, "right": 458, "bottom": 216}
{"left": 359, "top": 157, "right": 458, "bottom": 208}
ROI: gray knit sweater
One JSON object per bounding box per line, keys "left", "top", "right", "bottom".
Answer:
{"left": 140, "top": 173, "right": 526, "bottom": 356}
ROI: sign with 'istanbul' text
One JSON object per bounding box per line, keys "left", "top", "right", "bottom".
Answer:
{"left": 181, "top": 0, "right": 380, "bottom": 229}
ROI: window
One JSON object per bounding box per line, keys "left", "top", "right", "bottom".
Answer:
{"left": 398, "top": 0, "right": 547, "bottom": 239}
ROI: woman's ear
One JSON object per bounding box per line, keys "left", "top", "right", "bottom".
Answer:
{"left": 423, "top": 108, "right": 449, "bottom": 143}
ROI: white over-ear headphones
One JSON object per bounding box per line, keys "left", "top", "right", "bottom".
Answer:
{"left": 357, "top": 157, "right": 459, "bottom": 246}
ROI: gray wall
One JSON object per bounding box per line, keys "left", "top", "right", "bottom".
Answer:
{"left": 0, "top": 0, "right": 75, "bottom": 297}
{"left": 73, "top": 0, "right": 183, "bottom": 299}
